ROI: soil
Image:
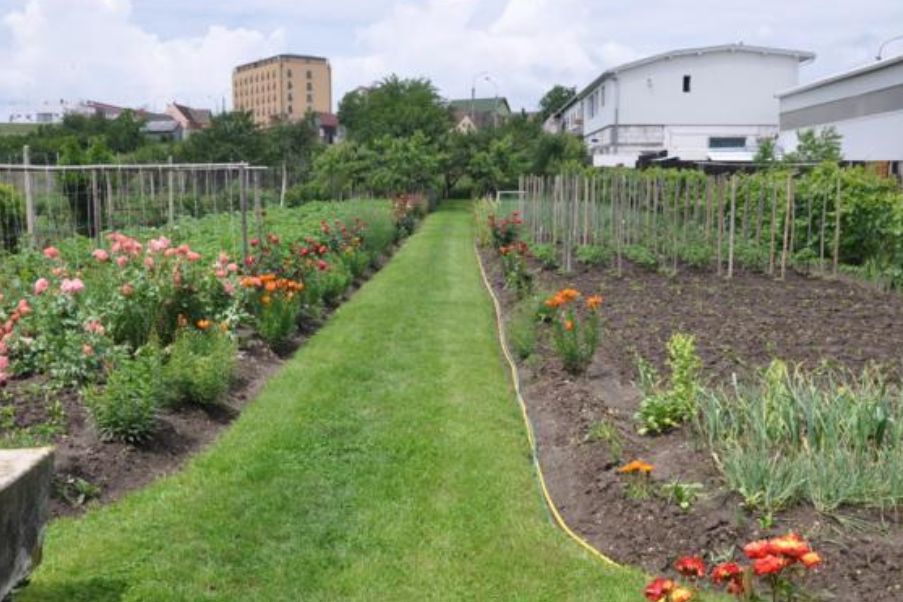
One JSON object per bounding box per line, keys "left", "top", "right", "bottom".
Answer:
{"left": 0, "top": 249, "right": 397, "bottom": 519}
{"left": 481, "top": 249, "right": 903, "bottom": 602}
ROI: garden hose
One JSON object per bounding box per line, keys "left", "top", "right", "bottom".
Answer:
{"left": 474, "top": 245, "right": 621, "bottom": 569}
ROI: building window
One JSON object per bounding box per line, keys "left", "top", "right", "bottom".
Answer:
{"left": 306, "top": 82, "right": 312, "bottom": 91}
{"left": 599, "top": 85, "right": 605, "bottom": 107}
{"left": 682, "top": 75, "right": 691, "bottom": 93}
{"left": 708, "top": 137, "right": 747, "bottom": 149}
{"left": 287, "top": 68, "right": 292, "bottom": 77}
{"left": 307, "top": 93, "right": 313, "bottom": 103}
{"left": 307, "top": 70, "right": 312, "bottom": 79}
{"left": 288, "top": 105, "right": 293, "bottom": 114}
{"left": 287, "top": 81, "right": 293, "bottom": 89}
{"left": 288, "top": 93, "right": 293, "bottom": 102}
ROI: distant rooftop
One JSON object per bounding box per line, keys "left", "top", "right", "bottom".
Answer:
{"left": 447, "top": 97, "right": 511, "bottom": 114}
{"left": 234, "top": 54, "right": 329, "bottom": 72}
{"left": 776, "top": 53, "right": 903, "bottom": 98}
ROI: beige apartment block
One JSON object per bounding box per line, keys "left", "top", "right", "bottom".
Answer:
{"left": 232, "top": 54, "right": 332, "bottom": 127}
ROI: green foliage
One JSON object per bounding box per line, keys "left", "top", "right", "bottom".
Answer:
{"left": 338, "top": 75, "right": 452, "bottom": 145}
{"left": 586, "top": 420, "right": 623, "bottom": 463}
{"left": 163, "top": 328, "right": 236, "bottom": 406}
{"left": 179, "top": 111, "right": 265, "bottom": 163}
{"left": 529, "top": 243, "right": 558, "bottom": 269}
{"left": 697, "top": 361, "right": 903, "bottom": 514}
{"left": 500, "top": 243, "right": 533, "bottom": 298}
{"left": 753, "top": 137, "right": 778, "bottom": 165}
{"left": 624, "top": 244, "right": 657, "bottom": 270}
{"left": 0, "top": 183, "right": 25, "bottom": 252}
{"left": 537, "top": 85, "right": 577, "bottom": 122}
{"left": 506, "top": 297, "right": 540, "bottom": 360}
{"left": 785, "top": 127, "right": 843, "bottom": 163}
{"left": 660, "top": 480, "right": 704, "bottom": 511}
{"left": 256, "top": 292, "right": 302, "bottom": 351}
{"left": 85, "top": 345, "right": 163, "bottom": 443}
{"left": 575, "top": 245, "right": 613, "bottom": 266}
{"left": 548, "top": 296, "right": 601, "bottom": 375}
{"left": 635, "top": 333, "right": 702, "bottom": 435}
{"left": 678, "top": 241, "right": 713, "bottom": 269}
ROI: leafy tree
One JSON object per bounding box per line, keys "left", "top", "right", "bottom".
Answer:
{"left": 263, "top": 114, "right": 322, "bottom": 181}
{"left": 785, "top": 127, "right": 843, "bottom": 163}
{"left": 753, "top": 137, "right": 778, "bottom": 165}
{"left": 59, "top": 137, "right": 114, "bottom": 237}
{"left": 538, "top": 85, "right": 576, "bottom": 122}
{"left": 178, "top": 111, "right": 265, "bottom": 163}
{"left": 338, "top": 75, "right": 453, "bottom": 145}
{"left": 367, "top": 132, "right": 442, "bottom": 195}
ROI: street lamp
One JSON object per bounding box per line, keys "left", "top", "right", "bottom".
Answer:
{"left": 470, "top": 70, "right": 489, "bottom": 122}
{"left": 876, "top": 34, "right": 903, "bottom": 61}
{"left": 483, "top": 75, "right": 500, "bottom": 128}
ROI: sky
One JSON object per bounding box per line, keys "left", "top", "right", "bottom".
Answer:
{"left": 1, "top": 0, "right": 902, "bottom": 119}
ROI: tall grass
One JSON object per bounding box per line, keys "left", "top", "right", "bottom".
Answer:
{"left": 697, "top": 360, "right": 903, "bottom": 514}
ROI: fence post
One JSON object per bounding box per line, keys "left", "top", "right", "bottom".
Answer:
{"left": 727, "top": 174, "right": 736, "bottom": 279}
{"left": 167, "top": 156, "right": 175, "bottom": 226}
{"left": 22, "top": 146, "right": 36, "bottom": 247}
{"left": 239, "top": 165, "right": 249, "bottom": 263}
{"left": 91, "top": 169, "right": 101, "bottom": 246}
{"left": 253, "top": 170, "right": 264, "bottom": 243}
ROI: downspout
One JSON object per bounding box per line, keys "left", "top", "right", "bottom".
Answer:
{"left": 612, "top": 74, "right": 620, "bottom": 154}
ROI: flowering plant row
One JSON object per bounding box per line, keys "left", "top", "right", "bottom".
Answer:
{"left": 645, "top": 533, "right": 822, "bottom": 602}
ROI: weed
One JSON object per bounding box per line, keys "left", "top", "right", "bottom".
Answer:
{"left": 661, "top": 480, "right": 704, "bottom": 511}
{"left": 506, "top": 298, "right": 539, "bottom": 360}
{"left": 635, "top": 333, "right": 702, "bottom": 435}
{"left": 585, "top": 419, "right": 623, "bottom": 463}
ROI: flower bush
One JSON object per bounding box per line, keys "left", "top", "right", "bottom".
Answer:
{"left": 163, "top": 327, "right": 236, "bottom": 406}
{"left": 543, "top": 289, "right": 602, "bottom": 374}
{"left": 487, "top": 211, "right": 523, "bottom": 249}
{"left": 644, "top": 533, "right": 823, "bottom": 602}
{"left": 499, "top": 241, "right": 533, "bottom": 297}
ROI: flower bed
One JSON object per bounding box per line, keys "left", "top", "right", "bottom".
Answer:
{"left": 478, "top": 208, "right": 903, "bottom": 601}
{"left": 0, "top": 197, "right": 425, "bottom": 514}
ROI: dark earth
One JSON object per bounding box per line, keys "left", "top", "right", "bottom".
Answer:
{"left": 481, "top": 249, "right": 903, "bottom": 602}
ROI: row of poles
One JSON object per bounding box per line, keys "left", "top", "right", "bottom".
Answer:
{"left": 513, "top": 170, "right": 842, "bottom": 279}
{"left": 0, "top": 146, "right": 277, "bottom": 262}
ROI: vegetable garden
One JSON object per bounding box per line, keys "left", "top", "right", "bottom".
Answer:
{"left": 479, "top": 166, "right": 903, "bottom": 601}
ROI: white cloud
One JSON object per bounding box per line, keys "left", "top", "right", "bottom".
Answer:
{"left": 0, "top": 0, "right": 285, "bottom": 114}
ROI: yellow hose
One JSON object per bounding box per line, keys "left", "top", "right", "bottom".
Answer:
{"left": 474, "top": 245, "right": 621, "bottom": 569}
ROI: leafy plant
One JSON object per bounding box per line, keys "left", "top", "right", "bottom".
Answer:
{"left": 544, "top": 289, "right": 602, "bottom": 375}
{"left": 85, "top": 344, "right": 163, "bottom": 443}
{"left": 506, "top": 298, "right": 540, "bottom": 360}
{"left": 678, "top": 243, "right": 712, "bottom": 269}
{"left": 660, "top": 480, "right": 704, "bottom": 511}
{"left": 624, "top": 244, "right": 658, "bottom": 270}
{"left": 529, "top": 243, "right": 558, "bottom": 269}
{"left": 164, "top": 327, "right": 236, "bottom": 406}
{"left": 635, "top": 333, "right": 702, "bottom": 435}
{"left": 575, "top": 244, "right": 613, "bottom": 267}
{"left": 499, "top": 241, "right": 533, "bottom": 297}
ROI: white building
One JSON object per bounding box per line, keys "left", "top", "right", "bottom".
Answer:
{"left": 548, "top": 44, "right": 814, "bottom": 166}
{"left": 777, "top": 54, "right": 903, "bottom": 169}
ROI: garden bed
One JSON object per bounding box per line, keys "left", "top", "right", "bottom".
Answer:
{"left": 481, "top": 248, "right": 903, "bottom": 601}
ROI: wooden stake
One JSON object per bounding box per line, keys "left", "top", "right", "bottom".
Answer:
{"left": 833, "top": 173, "right": 842, "bottom": 275}
{"left": 727, "top": 175, "right": 737, "bottom": 279}
{"left": 780, "top": 175, "right": 793, "bottom": 280}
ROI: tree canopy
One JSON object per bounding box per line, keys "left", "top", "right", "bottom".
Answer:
{"left": 537, "top": 85, "right": 576, "bottom": 122}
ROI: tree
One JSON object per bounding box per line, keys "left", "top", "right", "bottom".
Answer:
{"left": 338, "top": 75, "right": 453, "bottom": 145}
{"left": 784, "top": 127, "right": 843, "bottom": 163}
{"left": 178, "top": 111, "right": 265, "bottom": 163}
{"left": 538, "top": 85, "right": 576, "bottom": 122}
{"left": 753, "top": 137, "right": 778, "bottom": 165}
{"left": 264, "top": 114, "right": 322, "bottom": 180}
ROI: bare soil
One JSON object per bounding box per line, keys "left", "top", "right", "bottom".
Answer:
{"left": 482, "top": 250, "right": 903, "bottom": 602}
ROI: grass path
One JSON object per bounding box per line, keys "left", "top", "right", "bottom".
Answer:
{"left": 21, "top": 202, "right": 643, "bottom": 601}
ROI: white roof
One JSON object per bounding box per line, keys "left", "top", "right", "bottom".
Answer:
{"left": 776, "top": 53, "right": 903, "bottom": 98}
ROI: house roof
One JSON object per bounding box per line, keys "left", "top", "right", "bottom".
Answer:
{"left": 143, "top": 119, "right": 181, "bottom": 134}
{"left": 553, "top": 43, "right": 816, "bottom": 117}
{"left": 775, "top": 53, "right": 903, "bottom": 98}
{"left": 169, "top": 102, "right": 212, "bottom": 129}
{"left": 447, "top": 97, "right": 511, "bottom": 115}
{"left": 316, "top": 112, "right": 339, "bottom": 128}
{"left": 234, "top": 54, "right": 329, "bottom": 72}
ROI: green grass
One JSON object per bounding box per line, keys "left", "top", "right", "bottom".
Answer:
{"left": 0, "top": 123, "right": 39, "bottom": 136}
{"left": 21, "top": 201, "right": 642, "bottom": 601}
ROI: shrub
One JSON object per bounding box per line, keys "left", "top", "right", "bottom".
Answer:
{"left": 624, "top": 244, "right": 658, "bottom": 270}
{"left": 575, "top": 245, "right": 613, "bottom": 267}
{"left": 85, "top": 345, "right": 163, "bottom": 443}
{"left": 530, "top": 243, "right": 558, "bottom": 269}
{"left": 164, "top": 327, "right": 236, "bottom": 406}
{"left": 544, "top": 288, "right": 602, "bottom": 375}
{"left": 677, "top": 243, "right": 712, "bottom": 269}
{"left": 635, "top": 333, "right": 702, "bottom": 435}
{"left": 487, "top": 211, "right": 523, "bottom": 249}
{"left": 732, "top": 241, "right": 770, "bottom": 272}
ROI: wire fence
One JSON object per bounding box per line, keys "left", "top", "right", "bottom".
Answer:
{"left": 0, "top": 150, "right": 287, "bottom": 261}
{"left": 504, "top": 169, "right": 844, "bottom": 279}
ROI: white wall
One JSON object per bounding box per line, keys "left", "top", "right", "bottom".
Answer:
{"left": 779, "top": 60, "right": 903, "bottom": 112}
{"left": 581, "top": 50, "right": 803, "bottom": 155}
{"left": 778, "top": 110, "right": 903, "bottom": 161}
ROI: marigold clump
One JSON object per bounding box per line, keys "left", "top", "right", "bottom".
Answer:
{"left": 617, "top": 459, "right": 653, "bottom": 474}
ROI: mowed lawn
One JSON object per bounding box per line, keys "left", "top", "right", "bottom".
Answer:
{"left": 20, "top": 202, "right": 643, "bottom": 601}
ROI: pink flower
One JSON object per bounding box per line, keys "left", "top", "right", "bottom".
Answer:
{"left": 60, "top": 278, "right": 85, "bottom": 295}
{"left": 92, "top": 249, "right": 110, "bottom": 262}
{"left": 51, "top": 267, "right": 64, "bottom": 277}
{"left": 186, "top": 251, "right": 201, "bottom": 262}
{"left": 148, "top": 236, "right": 170, "bottom": 253}
{"left": 120, "top": 283, "right": 135, "bottom": 297}
{"left": 223, "top": 281, "right": 235, "bottom": 296}
{"left": 43, "top": 246, "right": 60, "bottom": 259}
{"left": 215, "top": 269, "right": 227, "bottom": 279}
{"left": 317, "top": 260, "right": 329, "bottom": 271}
{"left": 82, "top": 344, "right": 94, "bottom": 357}
{"left": 84, "top": 320, "right": 105, "bottom": 336}
{"left": 0, "top": 355, "right": 8, "bottom": 371}
{"left": 217, "top": 252, "right": 230, "bottom": 266}
{"left": 0, "top": 342, "right": 7, "bottom": 356}
{"left": 164, "top": 248, "right": 178, "bottom": 258}
{"left": 144, "top": 257, "right": 155, "bottom": 270}
{"left": 33, "top": 278, "right": 50, "bottom": 295}
{"left": 16, "top": 299, "right": 31, "bottom": 316}
{"left": 116, "top": 255, "right": 129, "bottom": 268}
{"left": 227, "top": 262, "right": 238, "bottom": 273}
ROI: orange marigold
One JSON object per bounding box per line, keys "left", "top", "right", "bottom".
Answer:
{"left": 196, "top": 319, "right": 211, "bottom": 330}
{"left": 768, "top": 533, "right": 810, "bottom": 559}
{"left": 800, "top": 551, "right": 822, "bottom": 569}
{"left": 617, "top": 459, "right": 654, "bottom": 474}
{"left": 563, "top": 319, "right": 574, "bottom": 332}
{"left": 743, "top": 540, "right": 771, "bottom": 560}
{"left": 585, "top": 295, "right": 603, "bottom": 310}
{"left": 558, "top": 288, "right": 581, "bottom": 302}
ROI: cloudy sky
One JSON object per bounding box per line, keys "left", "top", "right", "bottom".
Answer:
{"left": 1, "top": 0, "right": 901, "bottom": 118}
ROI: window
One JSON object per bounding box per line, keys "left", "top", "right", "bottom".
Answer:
{"left": 306, "top": 82, "right": 312, "bottom": 91}
{"left": 586, "top": 91, "right": 596, "bottom": 119}
{"left": 599, "top": 85, "right": 605, "bottom": 107}
{"left": 682, "top": 75, "right": 691, "bottom": 93}
{"left": 288, "top": 105, "right": 293, "bottom": 114}
{"left": 288, "top": 81, "right": 293, "bottom": 89}
{"left": 306, "top": 70, "right": 312, "bottom": 79}
{"left": 288, "top": 93, "right": 293, "bottom": 102}
{"left": 307, "top": 93, "right": 313, "bottom": 103}
{"left": 708, "top": 137, "right": 747, "bottom": 149}
{"left": 287, "top": 68, "right": 292, "bottom": 77}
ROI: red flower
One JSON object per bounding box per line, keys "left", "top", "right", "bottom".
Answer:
{"left": 711, "top": 562, "right": 742, "bottom": 585}
{"left": 800, "top": 551, "right": 822, "bottom": 569}
{"left": 753, "top": 555, "right": 789, "bottom": 576}
{"left": 768, "top": 533, "right": 810, "bottom": 559}
{"left": 644, "top": 577, "right": 675, "bottom": 601}
{"left": 743, "top": 539, "right": 771, "bottom": 559}
{"left": 675, "top": 556, "right": 706, "bottom": 578}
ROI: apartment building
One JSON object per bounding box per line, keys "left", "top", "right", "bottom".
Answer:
{"left": 232, "top": 54, "right": 332, "bottom": 127}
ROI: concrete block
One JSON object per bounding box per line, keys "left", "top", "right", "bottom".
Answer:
{"left": 0, "top": 448, "right": 53, "bottom": 600}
